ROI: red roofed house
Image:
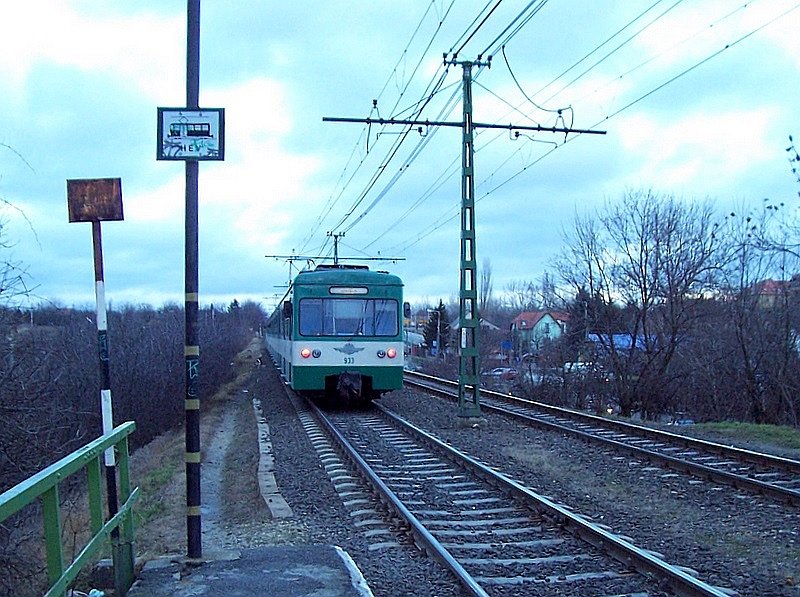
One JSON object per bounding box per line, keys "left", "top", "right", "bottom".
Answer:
{"left": 754, "top": 278, "right": 794, "bottom": 309}
{"left": 511, "top": 310, "right": 570, "bottom": 358}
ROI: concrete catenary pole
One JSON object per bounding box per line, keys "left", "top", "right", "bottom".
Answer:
{"left": 322, "top": 55, "right": 605, "bottom": 420}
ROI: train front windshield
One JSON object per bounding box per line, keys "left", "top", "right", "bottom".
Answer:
{"left": 299, "top": 298, "right": 398, "bottom": 337}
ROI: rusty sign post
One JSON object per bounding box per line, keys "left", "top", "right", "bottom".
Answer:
{"left": 66, "top": 177, "right": 134, "bottom": 593}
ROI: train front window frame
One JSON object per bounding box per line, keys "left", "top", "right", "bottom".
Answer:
{"left": 299, "top": 298, "right": 399, "bottom": 337}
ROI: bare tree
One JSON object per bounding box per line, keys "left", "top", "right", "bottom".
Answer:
{"left": 712, "top": 203, "right": 800, "bottom": 425}
{"left": 504, "top": 279, "right": 540, "bottom": 312}
{"left": 0, "top": 211, "right": 32, "bottom": 307}
{"left": 556, "top": 190, "right": 719, "bottom": 419}
{"left": 479, "top": 258, "right": 494, "bottom": 316}
{"left": 503, "top": 271, "right": 562, "bottom": 313}
{"left": 1, "top": 301, "right": 264, "bottom": 592}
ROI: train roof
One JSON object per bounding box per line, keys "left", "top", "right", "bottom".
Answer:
{"left": 294, "top": 265, "right": 402, "bottom": 287}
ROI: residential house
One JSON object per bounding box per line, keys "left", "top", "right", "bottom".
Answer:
{"left": 754, "top": 277, "right": 799, "bottom": 309}
{"left": 510, "top": 311, "right": 569, "bottom": 358}
{"left": 403, "top": 330, "right": 425, "bottom": 356}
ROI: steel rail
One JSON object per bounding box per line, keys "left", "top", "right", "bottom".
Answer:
{"left": 373, "top": 402, "right": 731, "bottom": 597}
{"left": 406, "top": 371, "right": 800, "bottom": 472}
{"left": 405, "top": 372, "right": 800, "bottom": 504}
{"left": 304, "top": 398, "right": 490, "bottom": 597}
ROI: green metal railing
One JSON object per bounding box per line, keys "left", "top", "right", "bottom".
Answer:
{"left": 0, "top": 422, "right": 138, "bottom": 597}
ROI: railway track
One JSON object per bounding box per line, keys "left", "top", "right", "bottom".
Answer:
{"left": 306, "top": 395, "right": 734, "bottom": 596}
{"left": 404, "top": 371, "right": 800, "bottom": 506}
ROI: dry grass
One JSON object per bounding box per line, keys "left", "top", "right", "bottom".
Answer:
{"left": 129, "top": 431, "right": 188, "bottom": 556}
{"left": 131, "top": 336, "right": 265, "bottom": 557}
{"left": 503, "top": 445, "right": 571, "bottom": 478}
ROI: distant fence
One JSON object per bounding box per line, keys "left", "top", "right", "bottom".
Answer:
{"left": 0, "top": 422, "right": 138, "bottom": 596}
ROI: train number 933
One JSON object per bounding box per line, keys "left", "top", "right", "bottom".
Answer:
{"left": 265, "top": 264, "right": 407, "bottom": 404}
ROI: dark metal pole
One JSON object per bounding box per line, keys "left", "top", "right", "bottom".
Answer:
{"left": 437, "top": 308, "right": 441, "bottom": 359}
{"left": 185, "top": 0, "right": 202, "bottom": 559}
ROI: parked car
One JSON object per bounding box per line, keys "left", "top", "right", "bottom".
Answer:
{"left": 483, "top": 367, "right": 518, "bottom": 381}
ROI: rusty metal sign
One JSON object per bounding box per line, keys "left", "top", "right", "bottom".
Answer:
{"left": 66, "top": 178, "right": 124, "bottom": 222}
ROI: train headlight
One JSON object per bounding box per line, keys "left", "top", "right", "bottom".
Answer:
{"left": 312, "top": 349, "right": 321, "bottom": 358}
{"left": 300, "top": 348, "right": 312, "bottom": 358}
{"left": 387, "top": 348, "right": 398, "bottom": 359}
{"left": 377, "top": 350, "right": 386, "bottom": 358}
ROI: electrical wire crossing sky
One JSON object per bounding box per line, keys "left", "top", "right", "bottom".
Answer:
{"left": 0, "top": 0, "right": 798, "bottom": 309}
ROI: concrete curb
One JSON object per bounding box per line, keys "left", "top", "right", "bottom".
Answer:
{"left": 252, "top": 396, "right": 294, "bottom": 518}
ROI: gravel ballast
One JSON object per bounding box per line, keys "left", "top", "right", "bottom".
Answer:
{"left": 379, "top": 389, "right": 800, "bottom": 596}
{"left": 235, "top": 365, "right": 471, "bottom": 597}
{"left": 133, "top": 349, "right": 798, "bottom": 596}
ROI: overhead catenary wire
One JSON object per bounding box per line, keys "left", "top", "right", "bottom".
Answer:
{"left": 478, "top": 0, "right": 550, "bottom": 59}
{"left": 298, "top": 0, "right": 456, "bottom": 253}
{"left": 305, "top": 0, "right": 533, "bottom": 245}
{"left": 363, "top": 95, "right": 526, "bottom": 250}
{"left": 298, "top": 98, "right": 381, "bottom": 253}
{"left": 330, "top": 1, "right": 648, "bottom": 252}
{"left": 539, "top": 0, "right": 685, "bottom": 106}
{"left": 528, "top": 0, "right": 668, "bottom": 102}
{"left": 306, "top": 1, "right": 799, "bottom": 269}
{"left": 379, "top": 1, "right": 800, "bottom": 256}
{"left": 592, "top": 0, "right": 800, "bottom": 127}
{"left": 328, "top": 3, "right": 561, "bottom": 246}
{"left": 565, "top": 0, "right": 772, "bottom": 114}
{"left": 328, "top": 0, "right": 528, "bottom": 239}
{"left": 450, "top": 0, "right": 504, "bottom": 58}
{"left": 451, "top": 0, "right": 679, "bottom": 144}
{"left": 339, "top": 81, "right": 465, "bottom": 234}
{"left": 461, "top": 0, "right": 753, "bottom": 161}
{"left": 332, "top": 1, "right": 557, "bottom": 241}
{"left": 317, "top": 29, "right": 457, "bottom": 237}
{"left": 310, "top": 2, "right": 553, "bottom": 257}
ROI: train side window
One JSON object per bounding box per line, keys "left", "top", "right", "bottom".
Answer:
{"left": 374, "top": 300, "right": 398, "bottom": 336}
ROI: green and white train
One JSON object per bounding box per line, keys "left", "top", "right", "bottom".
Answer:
{"left": 266, "top": 264, "right": 408, "bottom": 402}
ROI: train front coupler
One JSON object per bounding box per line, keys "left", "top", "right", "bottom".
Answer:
{"left": 337, "top": 371, "right": 363, "bottom": 400}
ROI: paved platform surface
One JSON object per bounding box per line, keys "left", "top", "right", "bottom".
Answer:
{"left": 126, "top": 544, "right": 373, "bottom": 596}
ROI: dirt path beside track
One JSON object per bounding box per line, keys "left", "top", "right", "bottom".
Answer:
{"left": 131, "top": 337, "right": 302, "bottom": 559}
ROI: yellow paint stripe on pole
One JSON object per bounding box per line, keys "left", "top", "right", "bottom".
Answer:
{"left": 185, "top": 399, "right": 200, "bottom": 410}
{"left": 185, "top": 292, "right": 199, "bottom": 302}
{"left": 185, "top": 345, "right": 200, "bottom": 357}
{"left": 185, "top": 452, "right": 201, "bottom": 464}
{"left": 187, "top": 506, "right": 201, "bottom": 517}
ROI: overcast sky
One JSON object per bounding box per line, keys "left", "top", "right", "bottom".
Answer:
{"left": 1, "top": 1, "right": 799, "bottom": 312}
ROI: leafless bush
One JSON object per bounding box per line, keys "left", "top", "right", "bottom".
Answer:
{"left": 0, "top": 300, "right": 264, "bottom": 592}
